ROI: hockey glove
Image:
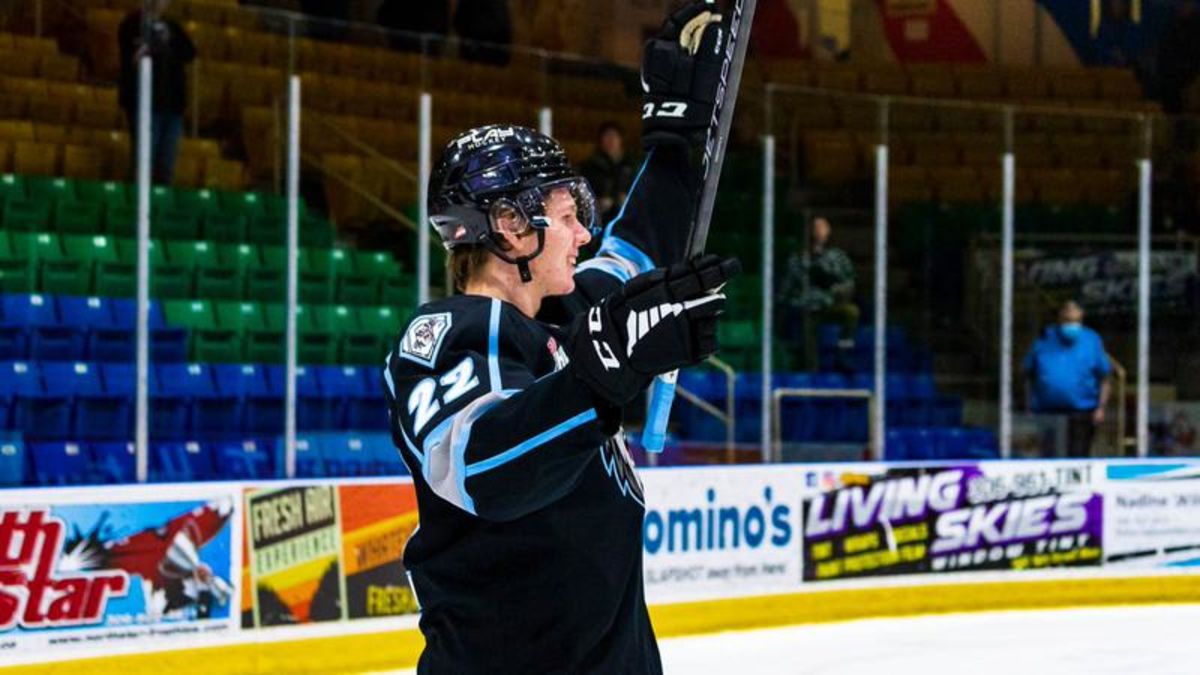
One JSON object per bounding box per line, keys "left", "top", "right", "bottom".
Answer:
{"left": 569, "top": 254, "right": 741, "bottom": 407}
{"left": 641, "top": 1, "right": 729, "bottom": 148}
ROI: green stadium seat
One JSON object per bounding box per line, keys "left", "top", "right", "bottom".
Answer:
{"left": 342, "top": 305, "right": 396, "bottom": 363}
{"left": 201, "top": 212, "right": 246, "bottom": 242}
{"left": 171, "top": 240, "right": 240, "bottom": 301}
{"left": 0, "top": 231, "right": 33, "bottom": 292}
{"left": 300, "top": 214, "right": 334, "bottom": 248}
{"left": 149, "top": 185, "right": 175, "bottom": 212}
{"left": 247, "top": 245, "right": 285, "bottom": 303}
{"left": 164, "top": 298, "right": 218, "bottom": 330}
{"left": 155, "top": 207, "right": 202, "bottom": 241}
{"left": 53, "top": 200, "right": 104, "bottom": 235}
{"left": 216, "top": 300, "right": 266, "bottom": 332}
{"left": 2, "top": 199, "right": 52, "bottom": 232}
{"left": 0, "top": 174, "right": 25, "bottom": 203}
{"left": 355, "top": 250, "right": 402, "bottom": 279}
{"left": 104, "top": 203, "right": 137, "bottom": 238}
{"left": 380, "top": 273, "right": 415, "bottom": 307}
{"left": 165, "top": 298, "right": 238, "bottom": 362}
{"left": 252, "top": 303, "right": 337, "bottom": 364}
{"left": 25, "top": 176, "right": 75, "bottom": 204}
{"left": 174, "top": 188, "right": 221, "bottom": 214}
{"left": 139, "top": 239, "right": 192, "bottom": 299}
{"left": 261, "top": 193, "right": 294, "bottom": 218}
{"left": 17, "top": 232, "right": 84, "bottom": 295}
{"left": 75, "top": 180, "right": 129, "bottom": 209}
{"left": 217, "top": 190, "right": 266, "bottom": 219}
{"left": 65, "top": 234, "right": 134, "bottom": 297}
{"left": 246, "top": 213, "right": 284, "bottom": 245}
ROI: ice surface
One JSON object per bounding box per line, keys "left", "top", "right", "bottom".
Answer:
{"left": 379, "top": 603, "right": 1200, "bottom": 674}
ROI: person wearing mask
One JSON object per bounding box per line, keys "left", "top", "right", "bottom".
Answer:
{"left": 579, "top": 122, "right": 638, "bottom": 225}
{"left": 778, "top": 216, "right": 859, "bottom": 371}
{"left": 118, "top": 0, "right": 195, "bottom": 185}
{"left": 1023, "top": 300, "right": 1113, "bottom": 458}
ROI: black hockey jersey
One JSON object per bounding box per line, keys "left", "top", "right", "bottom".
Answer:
{"left": 383, "top": 145, "right": 696, "bottom": 674}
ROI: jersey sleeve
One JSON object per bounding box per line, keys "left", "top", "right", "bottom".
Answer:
{"left": 384, "top": 301, "right": 610, "bottom": 522}
{"left": 540, "top": 143, "right": 701, "bottom": 323}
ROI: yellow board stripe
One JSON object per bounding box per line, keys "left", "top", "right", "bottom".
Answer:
{"left": 6, "top": 575, "right": 1199, "bottom": 674}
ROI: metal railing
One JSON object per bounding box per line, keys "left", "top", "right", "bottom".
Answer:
{"left": 771, "top": 387, "right": 875, "bottom": 463}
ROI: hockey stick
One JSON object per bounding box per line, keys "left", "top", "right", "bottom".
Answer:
{"left": 643, "top": 0, "right": 758, "bottom": 453}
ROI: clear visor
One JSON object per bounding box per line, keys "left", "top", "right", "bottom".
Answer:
{"left": 505, "top": 177, "right": 599, "bottom": 237}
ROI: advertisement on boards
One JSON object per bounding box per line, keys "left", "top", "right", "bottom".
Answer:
{"left": 801, "top": 462, "right": 1103, "bottom": 581}
{"left": 0, "top": 491, "right": 238, "bottom": 658}
{"left": 640, "top": 467, "right": 803, "bottom": 603}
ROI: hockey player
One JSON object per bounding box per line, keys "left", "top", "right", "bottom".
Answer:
{"left": 383, "top": 3, "right": 737, "bottom": 672}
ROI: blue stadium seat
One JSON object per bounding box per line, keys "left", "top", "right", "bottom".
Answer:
{"left": 30, "top": 441, "right": 92, "bottom": 485}
{"left": 152, "top": 440, "right": 215, "bottom": 481}
{"left": 213, "top": 364, "right": 281, "bottom": 434}
{"left": 314, "top": 365, "right": 378, "bottom": 430}
{"left": 963, "top": 428, "right": 1000, "bottom": 459}
{"left": 1, "top": 294, "right": 83, "bottom": 361}
{"left": 41, "top": 362, "right": 127, "bottom": 440}
{"left": 321, "top": 433, "right": 375, "bottom": 477}
{"left": 154, "top": 363, "right": 218, "bottom": 438}
{"left": 0, "top": 361, "right": 42, "bottom": 432}
{"left": 91, "top": 441, "right": 135, "bottom": 483}
{"left": 885, "top": 429, "right": 912, "bottom": 461}
{"left": 111, "top": 299, "right": 187, "bottom": 362}
{"left": 214, "top": 438, "right": 274, "bottom": 479}
{"left": 60, "top": 295, "right": 133, "bottom": 362}
{"left": 0, "top": 435, "right": 26, "bottom": 486}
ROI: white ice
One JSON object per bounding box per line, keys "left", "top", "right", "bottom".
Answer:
{"left": 380, "top": 603, "right": 1200, "bottom": 674}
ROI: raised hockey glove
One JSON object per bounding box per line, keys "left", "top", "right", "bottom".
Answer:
{"left": 569, "top": 254, "right": 741, "bottom": 407}
{"left": 641, "top": 1, "right": 729, "bottom": 148}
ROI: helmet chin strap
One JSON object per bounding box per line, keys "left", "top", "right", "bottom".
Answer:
{"left": 484, "top": 229, "right": 546, "bottom": 284}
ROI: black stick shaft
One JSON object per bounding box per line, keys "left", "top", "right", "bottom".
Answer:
{"left": 686, "top": 0, "right": 759, "bottom": 257}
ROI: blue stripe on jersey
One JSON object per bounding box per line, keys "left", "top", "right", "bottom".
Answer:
{"left": 603, "top": 149, "right": 654, "bottom": 239}
{"left": 599, "top": 235, "right": 655, "bottom": 275}
{"left": 488, "top": 299, "right": 502, "bottom": 393}
{"left": 576, "top": 255, "right": 634, "bottom": 282}
{"left": 465, "top": 408, "right": 598, "bottom": 477}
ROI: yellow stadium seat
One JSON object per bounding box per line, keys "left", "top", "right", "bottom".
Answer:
{"left": 955, "top": 68, "right": 1005, "bottom": 99}
{"left": 0, "top": 140, "right": 11, "bottom": 173}
{"left": 86, "top": 9, "right": 124, "bottom": 80}
{"left": 27, "top": 96, "right": 74, "bottom": 125}
{"left": 0, "top": 120, "right": 35, "bottom": 142}
{"left": 1052, "top": 134, "right": 1104, "bottom": 169}
{"left": 174, "top": 154, "right": 204, "bottom": 187}
{"left": 931, "top": 166, "right": 985, "bottom": 203}
{"left": 911, "top": 133, "right": 960, "bottom": 165}
{"left": 890, "top": 100, "right": 937, "bottom": 132}
{"left": 187, "top": 22, "right": 228, "bottom": 61}
{"left": 804, "top": 131, "right": 858, "bottom": 186}
{"left": 38, "top": 53, "right": 80, "bottom": 82}
{"left": 370, "top": 50, "right": 421, "bottom": 84}
{"left": 184, "top": 2, "right": 227, "bottom": 26}
{"left": 12, "top": 35, "right": 57, "bottom": 56}
{"left": 93, "top": 87, "right": 119, "bottom": 107}
{"left": 63, "top": 144, "right": 107, "bottom": 180}
{"left": 813, "top": 67, "right": 861, "bottom": 92}
{"left": 46, "top": 82, "right": 92, "bottom": 102}
{"left": 33, "top": 123, "right": 68, "bottom": 144}
{"left": 13, "top": 140, "right": 61, "bottom": 176}
{"left": 180, "top": 137, "right": 221, "bottom": 158}
{"left": 889, "top": 166, "right": 933, "bottom": 204}
{"left": 75, "top": 102, "right": 125, "bottom": 130}
{"left": 956, "top": 133, "right": 1005, "bottom": 166}
{"left": 1034, "top": 168, "right": 1084, "bottom": 204}
{"left": 224, "top": 28, "right": 266, "bottom": 65}
{"left": 0, "top": 49, "right": 39, "bottom": 78}
{"left": 0, "top": 91, "right": 26, "bottom": 119}
{"left": 0, "top": 33, "right": 13, "bottom": 50}
{"left": 203, "top": 157, "right": 245, "bottom": 190}
{"left": 98, "top": 130, "right": 131, "bottom": 179}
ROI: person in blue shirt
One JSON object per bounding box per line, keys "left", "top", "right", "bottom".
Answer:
{"left": 1023, "top": 300, "right": 1113, "bottom": 457}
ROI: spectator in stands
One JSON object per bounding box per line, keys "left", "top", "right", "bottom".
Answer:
{"left": 1023, "top": 300, "right": 1113, "bottom": 458}
{"left": 377, "top": 0, "right": 450, "bottom": 54}
{"left": 779, "top": 216, "right": 858, "bottom": 371}
{"left": 578, "top": 122, "right": 638, "bottom": 225}
{"left": 454, "top": 0, "right": 513, "bottom": 66}
{"left": 118, "top": 0, "right": 195, "bottom": 185}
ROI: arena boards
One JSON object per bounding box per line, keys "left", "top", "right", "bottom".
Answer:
{"left": 3, "top": 460, "right": 1199, "bottom": 673}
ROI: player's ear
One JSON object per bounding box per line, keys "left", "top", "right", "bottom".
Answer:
{"left": 489, "top": 201, "right": 533, "bottom": 252}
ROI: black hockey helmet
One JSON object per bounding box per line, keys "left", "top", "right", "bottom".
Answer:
{"left": 428, "top": 124, "right": 597, "bottom": 282}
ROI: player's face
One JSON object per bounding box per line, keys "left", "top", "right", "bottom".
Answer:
{"left": 531, "top": 188, "right": 591, "bottom": 297}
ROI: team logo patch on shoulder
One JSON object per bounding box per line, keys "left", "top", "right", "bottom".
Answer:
{"left": 399, "top": 313, "right": 452, "bottom": 368}
{"left": 547, "top": 337, "right": 570, "bottom": 372}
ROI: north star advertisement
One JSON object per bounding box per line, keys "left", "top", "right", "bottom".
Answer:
{"left": 0, "top": 494, "right": 237, "bottom": 658}
{"left": 1104, "top": 462, "right": 1200, "bottom": 569}
{"left": 801, "top": 462, "right": 1103, "bottom": 581}
{"left": 640, "top": 467, "right": 802, "bottom": 603}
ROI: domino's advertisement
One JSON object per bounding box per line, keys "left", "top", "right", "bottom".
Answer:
{"left": 640, "top": 467, "right": 803, "bottom": 602}
{"left": 0, "top": 488, "right": 239, "bottom": 660}
{"left": 800, "top": 462, "right": 1104, "bottom": 581}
